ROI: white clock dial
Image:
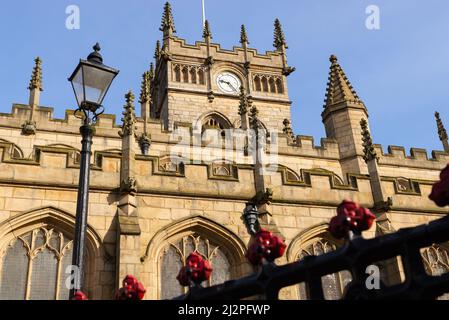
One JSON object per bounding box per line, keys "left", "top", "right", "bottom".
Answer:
{"left": 216, "top": 72, "right": 241, "bottom": 94}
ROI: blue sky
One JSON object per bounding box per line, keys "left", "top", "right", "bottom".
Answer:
{"left": 1, "top": 0, "right": 449, "bottom": 154}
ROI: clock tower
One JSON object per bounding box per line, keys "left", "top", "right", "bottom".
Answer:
{"left": 150, "top": 2, "right": 295, "bottom": 133}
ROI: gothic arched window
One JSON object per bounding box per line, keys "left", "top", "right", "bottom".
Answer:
{"left": 261, "top": 77, "right": 269, "bottom": 92}
{"left": 421, "top": 244, "right": 449, "bottom": 300}
{"left": 296, "top": 236, "right": 351, "bottom": 300}
{"left": 160, "top": 234, "right": 232, "bottom": 299}
{"left": 174, "top": 65, "right": 181, "bottom": 82}
{"left": 269, "top": 77, "right": 276, "bottom": 93}
{"left": 0, "top": 227, "right": 74, "bottom": 300}
{"left": 189, "top": 68, "right": 197, "bottom": 84}
{"left": 182, "top": 67, "right": 189, "bottom": 83}
{"left": 276, "top": 78, "right": 284, "bottom": 94}
{"left": 198, "top": 69, "right": 205, "bottom": 85}
{"left": 254, "top": 76, "right": 261, "bottom": 91}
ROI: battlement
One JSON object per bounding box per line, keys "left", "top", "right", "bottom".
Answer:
{"left": 169, "top": 37, "right": 285, "bottom": 70}
{"left": 374, "top": 144, "right": 449, "bottom": 170}
{"left": 276, "top": 134, "right": 340, "bottom": 159}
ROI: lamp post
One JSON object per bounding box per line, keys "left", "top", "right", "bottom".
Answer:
{"left": 68, "top": 43, "right": 119, "bottom": 299}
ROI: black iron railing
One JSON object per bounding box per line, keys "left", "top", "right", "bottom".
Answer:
{"left": 177, "top": 215, "right": 449, "bottom": 300}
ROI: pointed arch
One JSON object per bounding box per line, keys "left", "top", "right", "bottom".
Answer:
{"left": 142, "top": 215, "right": 251, "bottom": 299}
{"left": 0, "top": 206, "right": 104, "bottom": 300}
{"left": 142, "top": 215, "right": 247, "bottom": 263}
{"left": 195, "top": 111, "right": 234, "bottom": 132}
{"left": 287, "top": 223, "right": 350, "bottom": 300}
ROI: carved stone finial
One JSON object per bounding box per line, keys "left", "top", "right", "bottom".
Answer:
{"left": 283, "top": 119, "right": 295, "bottom": 141}
{"left": 160, "top": 2, "right": 176, "bottom": 34}
{"left": 149, "top": 63, "right": 155, "bottom": 79}
{"left": 154, "top": 40, "right": 162, "bottom": 62}
{"left": 324, "top": 55, "right": 364, "bottom": 109}
{"left": 249, "top": 105, "right": 260, "bottom": 130}
{"left": 238, "top": 86, "right": 250, "bottom": 116}
{"left": 203, "top": 20, "right": 212, "bottom": 40}
{"left": 28, "top": 57, "right": 43, "bottom": 91}
{"left": 273, "top": 18, "right": 288, "bottom": 50}
{"left": 360, "top": 118, "right": 377, "bottom": 162}
{"left": 240, "top": 24, "right": 249, "bottom": 45}
{"left": 139, "top": 71, "right": 151, "bottom": 104}
{"left": 120, "top": 91, "right": 137, "bottom": 136}
{"left": 435, "top": 111, "right": 448, "bottom": 141}
{"left": 330, "top": 54, "right": 338, "bottom": 64}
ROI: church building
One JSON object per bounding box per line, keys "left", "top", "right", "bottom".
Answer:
{"left": 0, "top": 2, "right": 448, "bottom": 300}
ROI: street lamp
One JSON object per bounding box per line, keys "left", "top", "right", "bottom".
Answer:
{"left": 68, "top": 43, "right": 119, "bottom": 299}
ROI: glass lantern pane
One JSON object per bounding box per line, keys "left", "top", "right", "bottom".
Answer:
{"left": 71, "top": 67, "right": 85, "bottom": 107}
{"left": 82, "top": 65, "right": 115, "bottom": 105}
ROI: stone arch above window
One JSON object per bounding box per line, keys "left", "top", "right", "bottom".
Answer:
{"left": 142, "top": 216, "right": 250, "bottom": 300}
{"left": 287, "top": 225, "right": 350, "bottom": 300}
{"left": 0, "top": 207, "right": 103, "bottom": 300}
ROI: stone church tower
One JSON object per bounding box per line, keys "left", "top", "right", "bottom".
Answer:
{"left": 0, "top": 2, "right": 448, "bottom": 300}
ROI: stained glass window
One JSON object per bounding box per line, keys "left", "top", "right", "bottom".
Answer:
{"left": 0, "top": 227, "right": 74, "bottom": 300}
{"left": 160, "top": 234, "right": 232, "bottom": 299}
{"left": 297, "top": 238, "right": 352, "bottom": 300}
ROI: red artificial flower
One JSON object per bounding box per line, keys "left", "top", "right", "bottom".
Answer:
{"left": 71, "top": 291, "right": 88, "bottom": 300}
{"left": 328, "top": 200, "right": 376, "bottom": 239}
{"left": 246, "top": 229, "right": 286, "bottom": 266}
{"left": 429, "top": 164, "right": 449, "bottom": 207}
{"left": 177, "top": 252, "right": 213, "bottom": 287}
{"left": 115, "top": 275, "right": 146, "bottom": 300}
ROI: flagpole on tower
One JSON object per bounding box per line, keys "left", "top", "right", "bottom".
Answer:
{"left": 202, "top": 0, "right": 206, "bottom": 26}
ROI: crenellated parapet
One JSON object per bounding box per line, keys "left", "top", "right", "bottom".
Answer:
{"left": 167, "top": 37, "right": 286, "bottom": 72}
{"left": 374, "top": 144, "right": 449, "bottom": 170}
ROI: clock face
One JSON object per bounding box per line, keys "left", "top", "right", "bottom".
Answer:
{"left": 216, "top": 72, "right": 241, "bottom": 94}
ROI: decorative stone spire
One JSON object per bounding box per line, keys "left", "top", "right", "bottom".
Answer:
{"left": 238, "top": 86, "right": 250, "bottom": 116}
{"left": 249, "top": 105, "right": 260, "bottom": 130}
{"left": 149, "top": 63, "right": 155, "bottom": 79}
{"left": 154, "top": 40, "right": 162, "bottom": 62}
{"left": 360, "top": 119, "right": 377, "bottom": 162}
{"left": 273, "top": 18, "right": 287, "bottom": 50}
{"left": 28, "top": 57, "right": 43, "bottom": 92}
{"left": 203, "top": 20, "right": 212, "bottom": 40}
{"left": 324, "top": 55, "right": 365, "bottom": 109}
{"left": 435, "top": 111, "right": 449, "bottom": 152}
{"left": 283, "top": 119, "right": 295, "bottom": 141}
{"left": 160, "top": 2, "right": 176, "bottom": 35}
{"left": 120, "top": 91, "right": 137, "bottom": 136}
{"left": 139, "top": 71, "right": 151, "bottom": 104}
{"left": 240, "top": 24, "right": 249, "bottom": 45}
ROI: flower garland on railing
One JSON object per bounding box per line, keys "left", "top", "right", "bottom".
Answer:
{"left": 328, "top": 200, "right": 376, "bottom": 239}
{"left": 115, "top": 275, "right": 146, "bottom": 300}
{"left": 177, "top": 252, "right": 213, "bottom": 287}
{"left": 246, "top": 228, "right": 286, "bottom": 266}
